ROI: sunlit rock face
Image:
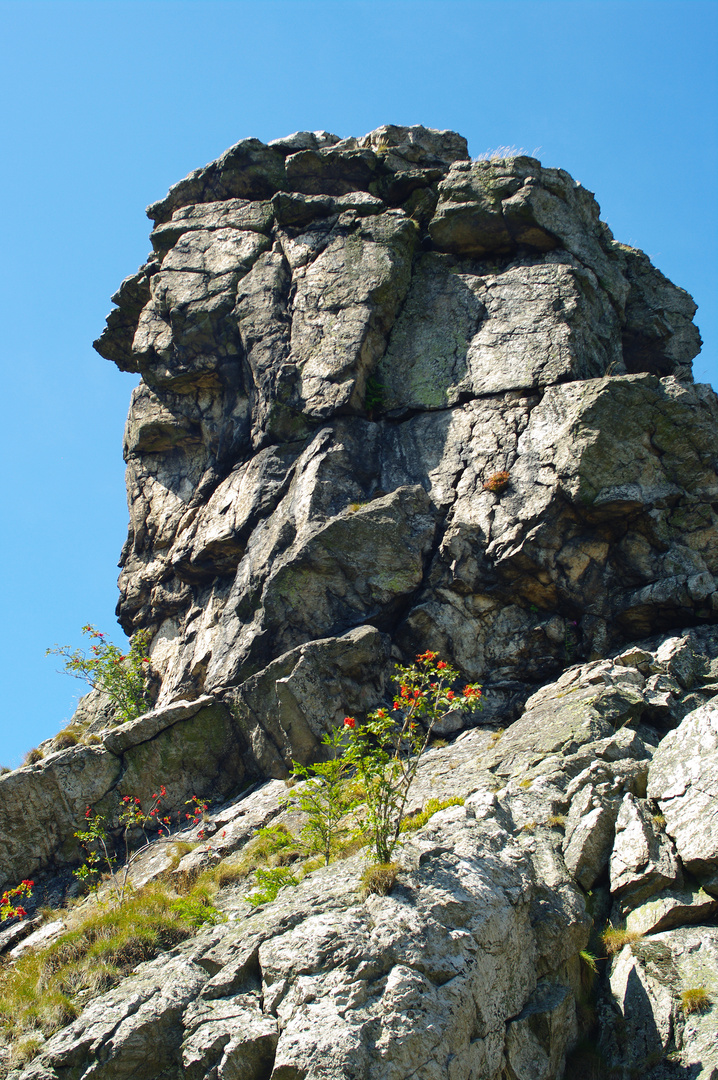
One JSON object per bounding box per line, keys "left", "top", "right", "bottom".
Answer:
{"left": 95, "top": 125, "right": 713, "bottom": 751}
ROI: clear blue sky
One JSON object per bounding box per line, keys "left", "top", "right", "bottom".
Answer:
{"left": 1, "top": 0, "right": 716, "bottom": 766}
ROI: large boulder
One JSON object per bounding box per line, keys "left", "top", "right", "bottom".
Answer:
{"left": 90, "top": 126, "right": 711, "bottom": 726}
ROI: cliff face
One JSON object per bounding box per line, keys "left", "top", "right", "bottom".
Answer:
{"left": 1, "top": 127, "right": 718, "bottom": 1080}
{"left": 93, "top": 125, "right": 712, "bottom": 758}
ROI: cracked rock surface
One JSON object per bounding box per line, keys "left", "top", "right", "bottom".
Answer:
{"left": 3, "top": 630, "right": 718, "bottom": 1079}
{"left": 90, "top": 125, "right": 711, "bottom": 739}
{"left": 1, "top": 128, "right": 717, "bottom": 1080}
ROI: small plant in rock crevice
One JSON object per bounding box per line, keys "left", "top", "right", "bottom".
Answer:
{"left": 482, "top": 470, "right": 510, "bottom": 494}
{"left": 247, "top": 867, "right": 299, "bottom": 906}
{"left": 364, "top": 375, "right": 384, "bottom": 418}
{"left": 361, "top": 862, "right": 398, "bottom": 897}
{"left": 297, "top": 653, "right": 481, "bottom": 866}
{"left": 601, "top": 926, "right": 643, "bottom": 955}
{"left": 47, "top": 625, "right": 153, "bottom": 725}
{"left": 399, "top": 797, "right": 464, "bottom": 834}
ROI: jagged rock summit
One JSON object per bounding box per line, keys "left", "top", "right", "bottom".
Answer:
{"left": 1, "top": 126, "right": 717, "bottom": 1080}
{"left": 92, "top": 124, "right": 711, "bottom": 762}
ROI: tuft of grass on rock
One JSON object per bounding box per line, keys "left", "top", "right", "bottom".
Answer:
{"left": 601, "top": 926, "right": 643, "bottom": 955}
{"left": 680, "top": 987, "right": 712, "bottom": 1015}
{"left": 361, "top": 863, "right": 398, "bottom": 898}
{"left": 53, "top": 729, "right": 80, "bottom": 751}
{"left": 399, "top": 797, "right": 464, "bottom": 834}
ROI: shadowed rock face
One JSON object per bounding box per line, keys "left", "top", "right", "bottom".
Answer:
{"left": 94, "top": 124, "right": 713, "bottom": 743}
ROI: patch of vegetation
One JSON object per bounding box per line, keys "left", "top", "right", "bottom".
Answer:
{"left": 601, "top": 926, "right": 643, "bottom": 955}
{"left": 0, "top": 884, "right": 212, "bottom": 1064}
{"left": 23, "top": 748, "right": 44, "bottom": 765}
{"left": 361, "top": 862, "right": 398, "bottom": 897}
{"left": 399, "top": 797, "right": 464, "bottom": 834}
{"left": 364, "top": 376, "right": 384, "bottom": 417}
{"left": 547, "top": 813, "right": 567, "bottom": 828}
{"left": 53, "top": 729, "right": 80, "bottom": 751}
{"left": 680, "top": 986, "right": 712, "bottom": 1015}
{"left": 482, "top": 471, "right": 510, "bottom": 494}
{"left": 247, "top": 868, "right": 299, "bottom": 906}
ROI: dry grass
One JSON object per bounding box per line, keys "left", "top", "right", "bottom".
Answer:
{"left": 361, "top": 863, "right": 398, "bottom": 897}
{"left": 680, "top": 987, "right": 712, "bottom": 1015}
{"left": 474, "top": 146, "right": 528, "bottom": 162}
{"left": 482, "top": 471, "right": 510, "bottom": 494}
{"left": 53, "top": 729, "right": 79, "bottom": 751}
{"left": 601, "top": 927, "right": 643, "bottom": 955}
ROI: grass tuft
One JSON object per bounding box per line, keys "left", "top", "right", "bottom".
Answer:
{"left": 680, "top": 987, "right": 712, "bottom": 1015}
{"left": 601, "top": 926, "right": 643, "bottom": 955}
{"left": 399, "top": 797, "right": 464, "bottom": 834}
{"left": 361, "top": 863, "right": 398, "bottom": 898}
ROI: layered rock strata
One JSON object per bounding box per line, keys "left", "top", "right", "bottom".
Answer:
{"left": 92, "top": 125, "right": 712, "bottom": 745}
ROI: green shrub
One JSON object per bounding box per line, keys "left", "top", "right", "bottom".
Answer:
{"left": 399, "top": 797, "right": 464, "bottom": 833}
{"left": 47, "top": 625, "right": 153, "bottom": 724}
{"left": 247, "top": 868, "right": 299, "bottom": 906}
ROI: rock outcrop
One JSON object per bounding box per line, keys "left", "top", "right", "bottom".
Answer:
{"left": 91, "top": 125, "right": 710, "bottom": 740}
{"left": 1, "top": 127, "right": 716, "bottom": 1080}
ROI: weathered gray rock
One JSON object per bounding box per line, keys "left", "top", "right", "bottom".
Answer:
{"left": 11, "top": 730, "right": 592, "bottom": 1080}
{"left": 624, "top": 884, "right": 718, "bottom": 935}
{"left": 87, "top": 126, "right": 713, "bottom": 731}
{"left": 3, "top": 128, "right": 717, "bottom": 1080}
{"left": 563, "top": 784, "right": 620, "bottom": 890}
{"left": 19, "top": 955, "right": 209, "bottom": 1079}
{"left": 0, "top": 746, "right": 122, "bottom": 890}
{"left": 6, "top": 634, "right": 718, "bottom": 1080}
{"left": 606, "top": 929, "right": 718, "bottom": 1079}
{"left": 610, "top": 792, "right": 682, "bottom": 904}
{"left": 647, "top": 700, "right": 718, "bottom": 889}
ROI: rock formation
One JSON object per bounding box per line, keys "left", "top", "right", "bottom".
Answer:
{"left": 1, "top": 126, "right": 717, "bottom": 1080}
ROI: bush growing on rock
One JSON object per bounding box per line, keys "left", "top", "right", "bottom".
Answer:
{"left": 291, "top": 652, "right": 481, "bottom": 865}
{"left": 47, "top": 625, "right": 153, "bottom": 724}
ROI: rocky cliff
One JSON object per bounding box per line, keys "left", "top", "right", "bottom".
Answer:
{"left": 1, "top": 126, "right": 717, "bottom": 1080}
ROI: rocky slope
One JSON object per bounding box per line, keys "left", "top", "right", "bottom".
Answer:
{"left": 3, "top": 629, "right": 718, "bottom": 1079}
{"left": 1, "top": 127, "right": 717, "bottom": 1079}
